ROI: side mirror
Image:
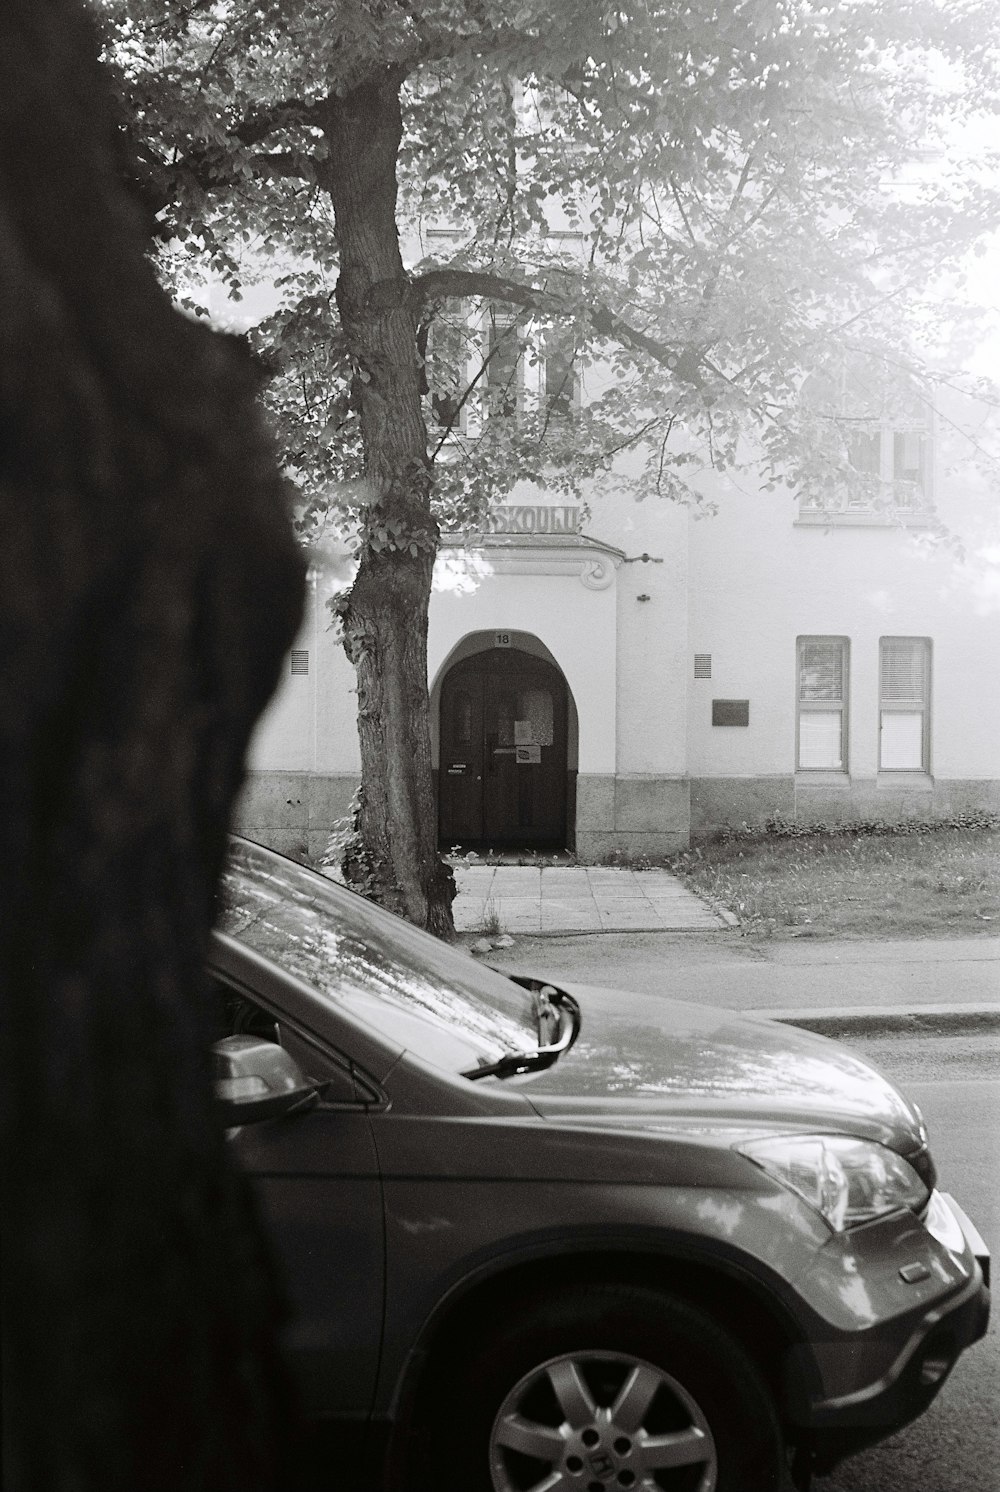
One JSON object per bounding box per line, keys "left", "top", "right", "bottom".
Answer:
{"left": 212, "top": 1034, "right": 318, "bottom": 1125}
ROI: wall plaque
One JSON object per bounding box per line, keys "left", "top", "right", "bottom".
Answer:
{"left": 712, "top": 699, "right": 750, "bottom": 727}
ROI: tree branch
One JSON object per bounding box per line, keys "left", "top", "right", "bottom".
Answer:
{"left": 129, "top": 99, "right": 326, "bottom": 220}
{"left": 412, "top": 267, "right": 706, "bottom": 386}
{"left": 668, "top": 177, "right": 698, "bottom": 246}
{"left": 246, "top": 150, "right": 319, "bottom": 183}
{"left": 231, "top": 97, "right": 329, "bottom": 148}
{"left": 414, "top": 267, "right": 564, "bottom": 314}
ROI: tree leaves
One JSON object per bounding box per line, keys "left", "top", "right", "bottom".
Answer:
{"left": 102, "top": 0, "right": 1000, "bottom": 531}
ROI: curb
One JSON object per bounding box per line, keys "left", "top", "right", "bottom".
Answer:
{"left": 460, "top": 923, "right": 735, "bottom": 940}
{"left": 746, "top": 1004, "right": 1000, "bottom": 1037}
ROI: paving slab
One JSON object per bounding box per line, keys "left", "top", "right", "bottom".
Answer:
{"left": 597, "top": 907, "right": 674, "bottom": 919}
{"left": 589, "top": 886, "right": 650, "bottom": 900}
{"left": 539, "top": 898, "right": 598, "bottom": 915}
{"left": 489, "top": 900, "right": 543, "bottom": 931}
{"left": 641, "top": 894, "right": 721, "bottom": 911}
{"left": 452, "top": 864, "right": 730, "bottom": 933}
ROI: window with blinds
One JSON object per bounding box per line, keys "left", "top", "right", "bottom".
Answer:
{"left": 880, "top": 638, "right": 931, "bottom": 771}
{"left": 797, "top": 637, "right": 849, "bottom": 771}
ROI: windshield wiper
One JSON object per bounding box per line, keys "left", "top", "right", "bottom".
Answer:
{"left": 462, "top": 990, "right": 580, "bottom": 1081}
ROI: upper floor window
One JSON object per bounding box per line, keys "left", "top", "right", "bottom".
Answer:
{"left": 426, "top": 303, "right": 577, "bottom": 434}
{"left": 798, "top": 359, "right": 934, "bottom": 524}
{"left": 427, "top": 307, "right": 471, "bottom": 432}
{"left": 879, "top": 637, "right": 931, "bottom": 772}
{"left": 542, "top": 332, "right": 578, "bottom": 421}
{"left": 797, "top": 636, "right": 849, "bottom": 771}
{"left": 485, "top": 310, "right": 524, "bottom": 419}
{"left": 843, "top": 412, "right": 930, "bottom": 510}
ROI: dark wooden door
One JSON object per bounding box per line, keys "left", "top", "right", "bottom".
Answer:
{"left": 439, "top": 649, "right": 567, "bottom": 848}
{"left": 437, "top": 667, "right": 485, "bottom": 844}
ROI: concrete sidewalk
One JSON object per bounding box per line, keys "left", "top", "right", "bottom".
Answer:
{"left": 480, "top": 924, "right": 1000, "bottom": 1034}
{"left": 453, "top": 864, "right": 1000, "bottom": 1032}
{"left": 452, "top": 863, "right": 733, "bottom": 934}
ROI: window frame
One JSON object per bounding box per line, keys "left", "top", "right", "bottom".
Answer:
{"left": 796, "top": 636, "right": 850, "bottom": 774}
{"left": 426, "top": 299, "right": 473, "bottom": 436}
{"left": 541, "top": 327, "right": 579, "bottom": 421}
{"left": 483, "top": 307, "right": 526, "bottom": 420}
{"left": 878, "top": 637, "right": 932, "bottom": 774}
{"left": 797, "top": 362, "right": 935, "bottom": 524}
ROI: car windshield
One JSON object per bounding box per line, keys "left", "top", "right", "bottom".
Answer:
{"left": 217, "top": 839, "right": 538, "bottom": 1071}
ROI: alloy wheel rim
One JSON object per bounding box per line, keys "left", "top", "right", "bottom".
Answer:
{"left": 489, "top": 1349, "right": 718, "bottom": 1492}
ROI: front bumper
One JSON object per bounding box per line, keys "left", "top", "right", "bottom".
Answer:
{"left": 797, "top": 1191, "right": 990, "bottom": 1468}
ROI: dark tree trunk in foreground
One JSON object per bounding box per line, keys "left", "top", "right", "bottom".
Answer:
{"left": 324, "top": 72, "right": 455, "bottom": 938}
{"left": 0, "top": 4, "right": 305, "bottom": 1489}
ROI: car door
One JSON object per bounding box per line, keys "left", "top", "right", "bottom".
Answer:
{"left": 212, "top": 974, "right": 385, "bottom": 1420}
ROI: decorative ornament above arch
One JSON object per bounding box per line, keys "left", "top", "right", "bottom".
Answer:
{"left": 580, "top": 557, "right": 615, "bottom": 590}
{"left": 436, "top": 533, "right": 624, "bottom": 591}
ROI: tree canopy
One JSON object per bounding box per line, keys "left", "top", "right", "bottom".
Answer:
{"left": 97, "top": 0, "right": 1000, "bottom": 931}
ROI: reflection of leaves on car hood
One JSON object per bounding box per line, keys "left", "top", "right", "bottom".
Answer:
{"left": 520, "top": 980, "right": 923, "bottom": 1153}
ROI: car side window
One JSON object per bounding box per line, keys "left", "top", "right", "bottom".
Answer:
{"left": 210, "top": 975, "right": 363, "bottom": 1104}
{"left": 221, "top": 985, "right": 281, "bottom": 1045}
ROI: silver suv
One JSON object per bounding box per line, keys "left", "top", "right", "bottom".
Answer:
{"left": 212, "top": 838, "right": 989, "bottom": 1492}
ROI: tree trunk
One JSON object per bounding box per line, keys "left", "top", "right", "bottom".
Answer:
{"left": 0, "top": 4, "right": 305, "bottom": 1487}
{"left": 323, "top": 72, "right": 455, "bottom": 938}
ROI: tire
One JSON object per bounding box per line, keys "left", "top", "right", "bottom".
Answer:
{"left": 410, "top": 1281, "right": 790, "bottom": 1492}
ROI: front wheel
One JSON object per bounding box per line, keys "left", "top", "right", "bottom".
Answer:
{"left": 412, "top": 1282, "right": 790, "bottom": 1492}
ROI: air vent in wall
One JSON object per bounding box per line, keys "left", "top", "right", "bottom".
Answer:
{"left": 694, "top": 654, "right": 712, "bottom": 679}
{"left": 290, "top": 649, "right": 309, "bottom": 676}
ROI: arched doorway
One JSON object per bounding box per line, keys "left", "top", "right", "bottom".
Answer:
{"left": 438, "top": 646, "right": 569, "bottom": 849}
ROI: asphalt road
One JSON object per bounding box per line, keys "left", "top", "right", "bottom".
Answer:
{"left": 814, "top": 1034, "right": 999, "bottom": 1492}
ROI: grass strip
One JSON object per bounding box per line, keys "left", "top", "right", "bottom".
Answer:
{"left": 668, "top": 823, "right": 1000, "bottom": 940}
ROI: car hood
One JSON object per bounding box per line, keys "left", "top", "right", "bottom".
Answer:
{"left": 520, "top": 979, "right": 926, "bottom": 1156}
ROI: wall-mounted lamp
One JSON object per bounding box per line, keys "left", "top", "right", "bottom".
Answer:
{"left": 636, "top": 593, "right": 651, "bottom": 602}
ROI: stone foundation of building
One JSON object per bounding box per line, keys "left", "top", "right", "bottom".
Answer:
{"left": 233, "top": 769, "right": 1000, "bottom": 862}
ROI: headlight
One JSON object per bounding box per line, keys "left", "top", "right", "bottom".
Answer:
{"left": 922, "top": 1190, "right": 966, "bottom": 1256}
{"left": 737, "top": 1134, "right": 930, "bottom": 1233}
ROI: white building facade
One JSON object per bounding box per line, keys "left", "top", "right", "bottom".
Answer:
{"left": 235, "top": 437, "right": 1000, "bottom": 861}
